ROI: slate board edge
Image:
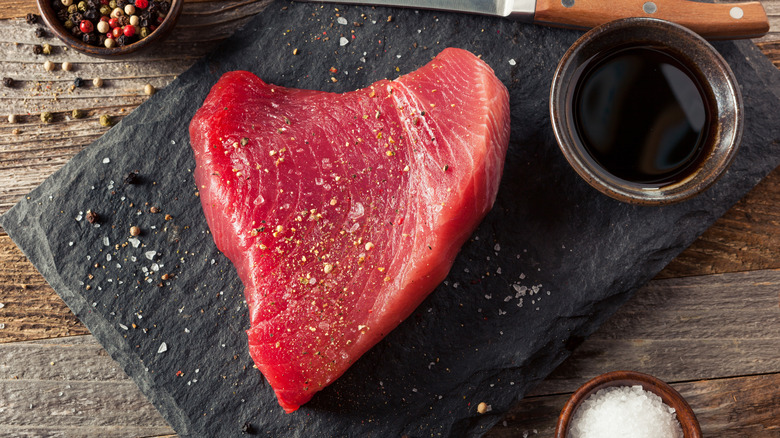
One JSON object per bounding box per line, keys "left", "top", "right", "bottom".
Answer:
{"left": 1, "top": 3, "right": 780, "bottom": 436}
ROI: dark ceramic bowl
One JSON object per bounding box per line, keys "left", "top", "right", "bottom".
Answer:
{"left": 37, "top": 0, "right": 182, "bottom": 58}
{"left": 550, "top": 18, "right": 743, "bottom": 205}
{"left": 555, "top": 370, "right": 702, "bottom": 438}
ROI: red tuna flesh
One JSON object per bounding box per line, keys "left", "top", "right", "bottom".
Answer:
{"left": 189, "top": 48, "right": 510, "bottom": 412}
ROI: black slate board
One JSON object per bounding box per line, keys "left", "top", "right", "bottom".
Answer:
{"left": 3, "top": 1, "right": 780, "bottom": 436}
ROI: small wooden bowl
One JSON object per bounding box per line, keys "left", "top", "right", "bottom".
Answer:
{"left": 37, "top": 0, "right": 182, "bottom": 58}
{"left": 555, "top": 370, "right": 702, "bottom": 438}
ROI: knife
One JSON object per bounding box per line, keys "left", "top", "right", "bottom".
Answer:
{"left": 301, "top": 0, "right": 769, "bottom": 39}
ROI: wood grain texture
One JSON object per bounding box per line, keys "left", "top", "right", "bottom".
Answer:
{"left": 0, "top": 233, "right": 90, "bottom": 342}
{"left": 534, "top": 0, "right": 770, "bottom": 39}
{"left": 0, "top": 336, "right": 175, "bottom": 437}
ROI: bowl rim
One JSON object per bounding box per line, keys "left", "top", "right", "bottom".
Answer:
{"left": 554, "top": 370, "right": 702, "bottom": 438}
{"left": 36, "top": 0, "right": 182, "bottom": 58}
{"left": 549, "top": 17, "right": 743, "bottom": 205}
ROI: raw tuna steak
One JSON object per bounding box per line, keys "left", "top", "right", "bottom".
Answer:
{"left": 189, "top": 48, "right": 510, "bottom": 412}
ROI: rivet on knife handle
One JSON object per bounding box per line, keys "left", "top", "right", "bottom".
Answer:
{"left": 533, "top": 0, "right": 769, "bottom": 39}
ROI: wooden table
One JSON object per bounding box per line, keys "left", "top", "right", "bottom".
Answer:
{"left": 1, "top": 1, "right": 778, "bottom": 436}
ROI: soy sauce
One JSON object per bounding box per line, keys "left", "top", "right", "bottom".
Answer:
{"left": 573, "top": 46, "right": 711, "bottom": 184}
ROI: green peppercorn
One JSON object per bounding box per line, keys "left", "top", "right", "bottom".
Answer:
{"left": 42, "top": 43, "right": 52, "bottom": 55}
{"left": 77, "top": 1, "right": 87, "bottom": 12}
{"left": 63, "top": 19, "right": 73, "bottom": 29}
{"left": 41, "top": 112, "right": 53, "bottom": 123}
{"left": 72, "top": 109, "right": 85, "bottom": 119}
{"left": 99, "top": 5, "right": 111, "bottom": 15}
{"left": 108, "top": 0, "right": 116, "bottom": 9}
{"left": 99, "top": 114, "right": 112, "bottom": 127}
{"left": 67, "top": 4, "right": 78, "bottom": 14}
{"left": 139, "top": 26, "right": 149, "bottom": 38}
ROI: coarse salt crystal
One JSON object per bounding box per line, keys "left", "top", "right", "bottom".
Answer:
{"left": 569, "top": 385, "right": 683, "bottom": 438}
{"left": 337, "top": 17, "right": 348, "bottom": 25}
{"left": 157, "top": 342, "right": 168, "bottom": 354}
{"left": 145, "top": 250, "right": 156, "bottom": 260}
{"left": 508, "top": 59, "right": 516, "bottom": 66}
{"left": 102, "top": 157, "right": 110, "bottom": 164}
{"left": 340, "top": 37, "right": 349, "bottom": 46}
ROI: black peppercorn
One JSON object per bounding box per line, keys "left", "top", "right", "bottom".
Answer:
{"left": 241, "top": 422, "right": 257, "bottom": 434}
{"left": 159, "top": 0, "right": 169, "bottom": 13}
{"left": 70, "top": 26, "right": 83, "bottom": 38}
{"left": 116, "top": 0, "right": 128, "bottom": 8}
{"left": 57, "top": 9, "right": 69, "bottom": 21}
{"left": 34, "top": 27, "right": 46, "bottom": 38}
{"left": 82, "top": 32, "right": 98, "bottom": 45}
{"left": 84, "top": 9, "right": 98, "bottom": 21}
{"left": 25, "top": 13, "right": 38, "bottom": 24}
{"left": 32, "top": 45, "right": 43, "bottom": 55}
{"left": 124, "top": 171, "right": 140, "bottom": 185}
{"left": 69, "top": 12, "right": 83, "bottom": 23}
{"left": 73, "top": 77, "right": 84, "bottom": 88}
{"left": 2, "top": 77, "right": 12, "bottom": 88}
{"left": 51, "top": 0, "right": 63, "bottom": 10}
{"left": 116, "top": 34, "right": 128, "bottom": 46}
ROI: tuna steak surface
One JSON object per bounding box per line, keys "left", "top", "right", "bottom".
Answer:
{"left": 189, "top": 48, "right": 510, "bottom": 412}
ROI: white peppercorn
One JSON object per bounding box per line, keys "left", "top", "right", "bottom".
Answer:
{"left": 93, "top": 77, "right": 103, "bottom": 87}
{"left": 43, "top": 60, "right": 55, "bottom": 71}
{"left": 62, "top": 61, "right": 72, "bottom": 71}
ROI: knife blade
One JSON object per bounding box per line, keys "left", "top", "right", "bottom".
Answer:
{"left": 301, "top": 0, "right": 769, "bottom": 39}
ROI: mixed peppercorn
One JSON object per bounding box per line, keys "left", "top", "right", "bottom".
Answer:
{"left": 50, "top": 0, "right": 171, "bottom": 48}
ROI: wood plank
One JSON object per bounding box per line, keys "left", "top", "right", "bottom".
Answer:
{"left": 0, "top": 233, "right": 90, "bottom": 342}
{"left": 532, "top": 269, "right": 780, "bottom": 395}
{"left": 657, "top": 166, "right": 780, "bottom": 278}
{"left": 486, "top": 373, "right": 780, "bottom": 437}
{"left": 0, "top": 337, "right": 175, "bottom": 437}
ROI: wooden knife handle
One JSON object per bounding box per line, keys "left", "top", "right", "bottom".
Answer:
{"left": 534, "top": 0, "right": 769, "bottom": 39}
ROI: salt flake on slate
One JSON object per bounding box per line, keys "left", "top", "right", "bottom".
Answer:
{"left": 103, "top": 236, "right": 110, "bottom": 246}
{"left": 119, "top": 323, "right": 128, "bottom": 330}
{"left": 340, "top": 37, "right": 349, "bottom": 46}
{"left": 494, "top": 243, "right": 501, "bottom": 251}
{"left": 102, "top": 157, "right": 110, "bottom": 164}
{"left": 157, "top": 342, "right": 168, "bottom": 354}
{"left": 129, "top": 237, "right": 140, "bottom": 248}
{"left": 145, "top": 250, "right": 157, "bottom": 260}
{"left": 508, "top": 59, "right": 516, "bottom": 66}
{"left": 337, "top": 17, "right": 347, "bottom": 25}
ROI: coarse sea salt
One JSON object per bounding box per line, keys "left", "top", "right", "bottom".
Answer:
{"left": 569, "top": 385, "right": 683, "bottom": 438}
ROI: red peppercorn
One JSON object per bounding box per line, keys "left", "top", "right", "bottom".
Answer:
{"left": 134, "top": 0, "right": 148, "bottom": 9}
{"left": 150, "top": 25, "right": 156, "bottom": 31}
{"left": 79, "top": 20, "right": 94, "bottom": 33}
{"left": 100, "top": 16, "right": 109, "bottom": 22}
{"left": 108, "top": 17, "right": 119, "bottom": 28}
{"left": 100, "top": 0, "right": 109, "bottom": 4}
{"left": 123, "top": 25, "right": 135, "bottom": 37}
{"left": 112, "top": 27, "right": 122, "bottom": 38}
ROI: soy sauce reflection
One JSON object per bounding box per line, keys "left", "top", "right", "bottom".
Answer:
{"left": 573, "top": 47, "right": 710, "bottom": 185}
